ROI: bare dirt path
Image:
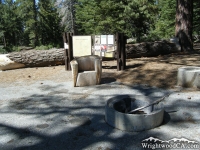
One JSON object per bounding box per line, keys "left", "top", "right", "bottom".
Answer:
{"left": 1, "top": 52, "right": 200, "bottom": 89}
{"left": 102, "top": 52, "right": 200, "bottom": 89}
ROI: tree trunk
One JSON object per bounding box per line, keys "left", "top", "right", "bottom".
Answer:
{"left": 175, "top": 0, "right": 193, "bottom": 51}
{"left": 33, "top": 0, "right": 38, "bottom": 47}
{"left": 126, "top": 41, "right": 180, "bottom": 58}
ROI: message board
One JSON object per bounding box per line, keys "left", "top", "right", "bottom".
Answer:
{"left": 93, "top": 35, "right": 115, "bottom": 58}
{"left": 73, "top": 36, "right": 92, "bottom": 57}
{"left": 94, "top": 35, "right": 115, "bottom": 52}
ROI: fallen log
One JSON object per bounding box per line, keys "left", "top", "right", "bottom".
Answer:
{"left": 0, "top": 49, "right": 65, "bottom": 71}
{"left": 0, "top": 54, "right": 25, "bottom": 71}
{"left": 0, "top": 41, "right": 181, "bottom": 71}
{"left": 126, "top": 41, "right": 181, "bottom": 58}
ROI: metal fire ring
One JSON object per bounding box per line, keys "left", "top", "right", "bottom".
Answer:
{"left": 105, "top": 95, "right": 164, "bottom": 132}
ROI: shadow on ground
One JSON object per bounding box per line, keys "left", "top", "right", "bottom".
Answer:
{"left": 0, "top": 83, "right": 200, "bottom": 150}
{"left": 102, "top": 52, "right": 200, "bottom": 89}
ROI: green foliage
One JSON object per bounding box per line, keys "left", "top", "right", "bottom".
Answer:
{"left": 152, "top": 0, "right": 176, "bottom": 39}
{"left": 75, "top": 0, "right": 125, "bottom": 35}
{"left": 0, "top": 0, "right": 63, "bottom": 51}
{"left": 55, "top": 0, "right": 77, "bottom": 33}
{"left": 16, "top": 0, "right": 38, "bottom": 47}
{"left": 0, "top": 0, "right": 199, "bottom": 51}
{"left": 75, "top": 0, "right": 158, "bottom": 42}
{"left": 35, "top": 44, "right": 56, "bottom": 50}
{"left": 0, "top": 47, "right": 6, "bottom": 54}
{"left": 0, "top": 0, "right": 23, "bottom": 47}
{"left": 35, "top": 45, "right": 50, "bottom": 50}
{"left": 0, "top": 46, "right": 21, "bottom": 54}
{"left": 123, "top": 0, "right": 159, "bottom": 42}
{"left": 11, "top": 46, "right": 21, "bottom": 52}
{"left": 38, "top": 0, "right": 63, "bottom": 46}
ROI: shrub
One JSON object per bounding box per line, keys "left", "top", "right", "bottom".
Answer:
{"left": 35, "top": 45, "right": 49, "bottom": 50}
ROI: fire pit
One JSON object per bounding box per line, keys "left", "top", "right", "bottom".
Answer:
{"left": 105, "top": 95, "right": 164, "bottom": 132}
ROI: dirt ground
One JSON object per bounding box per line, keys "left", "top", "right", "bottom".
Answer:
{"left": 1, "top": 50, "right": 200, "bottom": 90}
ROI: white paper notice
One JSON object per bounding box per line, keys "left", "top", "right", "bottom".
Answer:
{"left": 95, "top": 35, "right": 101, "bottom": 44}
{"left": 64, "top": 43, "right": 68, "bottom": 49}
{"left": 73, "top": 36, "right": 92, "bottom": 57}
{"left": 108, "top": 35, "right": 114, "bottom": 44}
{"left": 94, "top": 45, "right": 101, "bottom": 51}
{"left": 101, "top": 35, "right": 107, "bottom": 44}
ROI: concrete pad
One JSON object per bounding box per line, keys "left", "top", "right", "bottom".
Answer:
{"left": 0, "top": 81, "right": 200, "bottom": 149}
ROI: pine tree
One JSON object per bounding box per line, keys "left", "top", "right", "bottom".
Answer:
{"left": 38, "top": 0, "right": 63, "bottom": 46}
{"left": 55, "top": 0, "right": 77, "bottom": 33}
{"left": 175, "top": 0, "right": 193, "bottom": 51}
{"left": 16, "top": 0, "right": 38, "bottom": 47}
{"left": 75, "top": 0, "right": 102, "bottom": 34}
{"left": 153, "top": 0, "right": 176, "bottom": 39}
{"left": 75, "top": 0, "right": 129, "bottom": 35}
{"left": 0, "top": 0, "right": 23, "bottom": 48}
{"left": 75, "top": 0, "right": 158, "bottom": 39}
{"left": 123, "top": 0, "right": 158, "bottom": 42}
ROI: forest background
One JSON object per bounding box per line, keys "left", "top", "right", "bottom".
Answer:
{"left": 0, "top": 0, "right": 199, "bottom": 53}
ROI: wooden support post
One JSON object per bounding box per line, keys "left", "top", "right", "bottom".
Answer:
{"left": 63, "top": 32, "right": 69, "bottom": 71}
{"left": 116, "top": 33, "right": 121, "bottom": 71}
{"left": 63, "top": 32, "right": 73, "bottom": 71}
{"left": 116, "top": 33, "right": 126, "bottom": 71}
{"left": 121, "top": 33, "right": 126, "bottom": 70}
{"left": 67, "top": 33, "right": 73, "bottom": 70}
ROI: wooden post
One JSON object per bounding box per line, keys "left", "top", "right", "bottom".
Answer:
{"left": 70, "top": 33, "right": 74, "bottom": 60}
{"left": 121, "top": 33, "right": 126, "bottom": 70}
{"left": 116, "top": 33, "right": 126, "bottom": 71}
{"left": 116, "top": 33, "right": 121, "bottom": 71}
{"left": 63, "top": 32, "right": 73, "bottom": 71}
{"left": 67, "top": 33, "right": 73, "bottom": 70}
{"left": 63, "top": 32, "right": 69, "bottom": 71}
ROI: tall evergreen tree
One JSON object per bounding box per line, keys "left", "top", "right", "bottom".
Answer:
{"left": 0, "top": 0, "right": 23, "bottom": 48}
{"left": 55, "top": 0, "right": 77, "bottom": 33}
{"left": 33, "top": 0, "right": 38, "bottom": 47}
{"left": 175, "top": 0, "right": 193, "bottom": 51}
{"left": 75, "top": 0, "right": 129, "bottom": 35}
{"left": 16, "top": 0, "right": 38, "bottom": 47}
{"left": 153, "top": 0, "right": 176, "bottom": 39}
{"left": 75, "top": 0, "right": 158, "bottom": 39}
{"left": 38, "top": 0, "right": 63, "bottom": 46}
{"left": 123, "top": 0, "right": 158, "bottom": 42}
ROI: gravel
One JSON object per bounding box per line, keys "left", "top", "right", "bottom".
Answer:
{"left": 0, "top": 79, "right": 200, "bottom": 150}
